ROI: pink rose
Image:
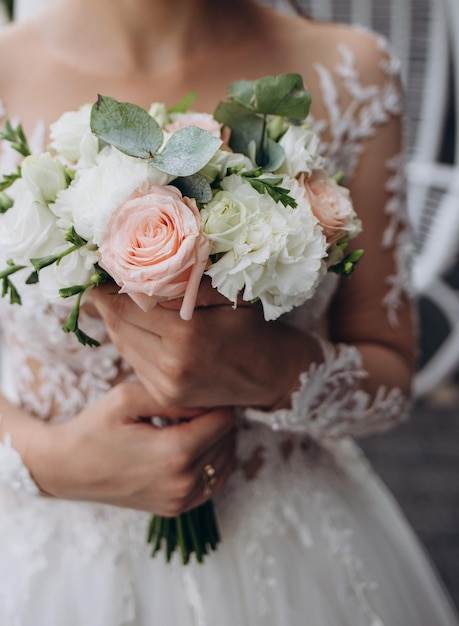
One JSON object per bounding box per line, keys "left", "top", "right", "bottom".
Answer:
{"left": 301, "top": 171, "right": 361, "bottom": 246}
{"left": 166, "top": 112, "right": 222, "bottom": 137}
{"left": 98, "top": 185, "right": 211, "bottom": 320}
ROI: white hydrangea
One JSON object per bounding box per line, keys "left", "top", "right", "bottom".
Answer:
{"left": 49, "top": 104, "right": 99, "bottom": 166}
{"left": 276, "top": 125, "right": 324, "bottom": 177}
{"left": 203, "top": 174, "right": 327, "bottom": 320}
{"left": 52, "top": 147, "right": 172, "bottom": 246}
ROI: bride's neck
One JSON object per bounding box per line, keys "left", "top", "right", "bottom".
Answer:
{"left": 34, "top": 0, "right": 262, "bottom": 77}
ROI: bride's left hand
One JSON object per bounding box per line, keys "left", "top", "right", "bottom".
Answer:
{"left": 91, "top": 279, "right": 316, "bottom": 411}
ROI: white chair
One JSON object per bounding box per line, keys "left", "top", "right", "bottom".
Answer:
{"left": 12, "top": 0, "right": 459, "bottom": 397}
{"left": 271, "top": 0, "right": 459, "bottom": 397}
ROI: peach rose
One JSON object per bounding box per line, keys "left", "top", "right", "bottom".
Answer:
{"left": 301, "top": 171, "right": 361, "bottom": 246}
{"left": 98, "top": 185, "right": 211, "bottom": 320}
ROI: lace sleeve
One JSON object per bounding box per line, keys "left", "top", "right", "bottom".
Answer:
{"left": 245, "top": 339, "right": 411, "bottom": 439}
{"left": 246, "top": 28, "right": 414, "bottom": 440}
{"left": 0, "top": 432, "right": 40, "bottom": 495}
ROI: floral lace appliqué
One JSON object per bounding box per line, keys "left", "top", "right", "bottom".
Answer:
{"left": 0, "top": 430, "right": 39, "bottom": 495}
{"left": 310, "top": 42, "right": 410, "bottom": 324}
{"left": 245, "top": 339, "right": 411, "bottom": 439}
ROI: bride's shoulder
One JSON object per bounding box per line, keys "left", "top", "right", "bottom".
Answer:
{"left": 271, "top": 11, "right": 398, "bottom": 87}
{"left": 0, "top": 19, "right": 35, "bottom": 59}
{"left": 0, "top": 20, "right": 40, "bottom": 92}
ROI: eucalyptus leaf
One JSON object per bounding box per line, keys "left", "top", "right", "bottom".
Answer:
{"left": 151, "top": 126, "right": 221, "bottom": 177}
{"left": 260, "top": 137, "right": 285, "bottom": 171}
{"left": 247, "top": 140, "right": 257, "bottom": 165}
{"left": 253, "top": 74, "right": 311, "bottom": 119}
{"left": 226, "top": 80, "right": 255, "bottom": 109}
{"left": 172, "top": 174, "right": 213, "bottom": 203}
{"left": 214, "top": 101, "right": 263, "bottom": 160}
{"left": 90, "top": 95, "right": 163, "bottom": 159}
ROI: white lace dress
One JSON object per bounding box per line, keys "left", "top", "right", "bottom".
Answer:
{"left": 0, "top": 38, "right": 458, "bottom": 626}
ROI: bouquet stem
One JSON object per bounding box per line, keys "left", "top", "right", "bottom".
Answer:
{"left": 147, "top": 500, "right": 220, "bottom": 564}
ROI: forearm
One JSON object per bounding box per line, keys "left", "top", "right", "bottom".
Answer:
{"left": 246, "top": 330, "right": 413, "bottom": 439}
{"left": 0, "top": 393, "right": 47, "bottom": 493}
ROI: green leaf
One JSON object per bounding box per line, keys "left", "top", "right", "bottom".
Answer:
{"left": 25, "top": 270, "right": 39, "bottom": 285}
{"left": 168, "top": 91, "right": 198, "bottom": 114}
{"left": 30, "top": 254, "right": 60, "bottom": 271}
{"left": 151, "top": 126, "right": 221, "bottom": 177}
{"left": 0, "top": 167, "right": 22, "bottom": 192}
{"left": 8, "top": 280, "right": 22, "bottom": 305}
{"left": 62, "top": 290, "right": 100, "bottom": 347}
{"left": 253, "top": 74, "right": 311, "bottom": 119}
{"left": 244, "top": 175, "right": 298, "bottom": 208}
{"left": 0, "top": 191, "right": 13, "bottom": 213}
{"left": 172, "top": 174, "right": 213, "bottom": 203}
{"left": 214, "top": 101, "right": 263, "bottom": 160}
{"left": 0, "top": 121, "right": 31, "bottom": 157}
{"left": 90, "top": 95, "right": 164, "bottom": 159}
{"left": 1, "top": 272, "right": 23, "bottom": 305}
{"left": 59, "top": 284, "right": 87, "bottom": 298}
{"left": 65, "top": 226, "right": 87, "bottom": 248}
{"left": 226, "top": 79, "right": 255, "bottom": 109}
{"left": 261, "top": 137, "right": 285, "bottom": 171}
{"left": 0, "top": 259, "right": 26, "bottom": 279}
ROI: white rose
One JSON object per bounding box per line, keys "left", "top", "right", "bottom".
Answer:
{"left": 38, "top": 246, "right": 99, "bottom": 305}
{"left": 52, "top": 147, "right": 172, "bottom": 246}
{"left": 276, "top": 125, "right": 324, "bottom": 177}
{"left": 201, "top": 188, "right": 249, "bottom": 253}
{"left": 49, "top": 104, "right": 99, "bottom": 165}
{"left": 205, "top": 175, "right": 327, "bottom": 319}
{"left": 21, "top": 153, "right": 68, "bottom": 205}
{"left": 148, "top": 102, "right": 168, "bottom": 127}
{"left": 0, "top": 179, "right": 67, "bottom": 266}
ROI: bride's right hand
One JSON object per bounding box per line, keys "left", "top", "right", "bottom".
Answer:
{"left": 27, "top": 382, "right": 236, "bottom": 516}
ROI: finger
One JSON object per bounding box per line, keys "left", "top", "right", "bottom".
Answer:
{"left": 102, "top": 381, "right": 165, "bottom": 419}
{"left": 158, "top": 276, "right": 255, "bottom": 311}
{"left": 189, "top": 276, "right": 253, "bottom": 309}
{"left": 158, "top": 406, "right": 235, "bottom": 460}
{"left": 181, "top": 427, "right": 237, "bottom": 511}
{"left": 159, "top": 276, "right": 231, "bottom": 310}
{"left": 91, "top": 284, "right": 164, "bottom": 336}
{"left": 182, "top": 407, "right": 236, "bottom": 457}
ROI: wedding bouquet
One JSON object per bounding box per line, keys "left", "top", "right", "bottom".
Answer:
{"left": 0, "top": 73, "right": 362, "bottom": 564}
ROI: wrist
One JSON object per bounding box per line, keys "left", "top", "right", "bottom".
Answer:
{"left": 253, "top": 325, "right": 323, "bottom": 409}
{"left": 22, "top": 419, "right": 60, "bottom": 497}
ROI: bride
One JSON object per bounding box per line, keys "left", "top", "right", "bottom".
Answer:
{"left": 0, "top": 0, "right": 457, "bottom": 624}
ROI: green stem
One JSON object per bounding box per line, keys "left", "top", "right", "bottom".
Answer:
{"left": 185, "top": 510, "right": 204, "bottom": 563}
{"left": 258, "top": 114, "right": 267, "bottom": 163}
{"left": 0, "top": 262, "right": 25, "bottom": 279}
{"left": 166, "top": 518, "right": 177, "bottom": 563}
{"left": 176, "top": 515, "right": 190, "bottom": 565}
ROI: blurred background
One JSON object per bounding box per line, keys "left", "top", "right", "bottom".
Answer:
{"left": 1, "top": 0, "right": 459, "bottom": 610}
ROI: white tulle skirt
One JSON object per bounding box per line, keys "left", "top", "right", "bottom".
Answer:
{"left": 0, "top": 421, "right": 457, "bottom": 626}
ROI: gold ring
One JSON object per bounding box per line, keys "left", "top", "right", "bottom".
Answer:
{"left": 202, "top": 463, "right": 217, "bottom": 497}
